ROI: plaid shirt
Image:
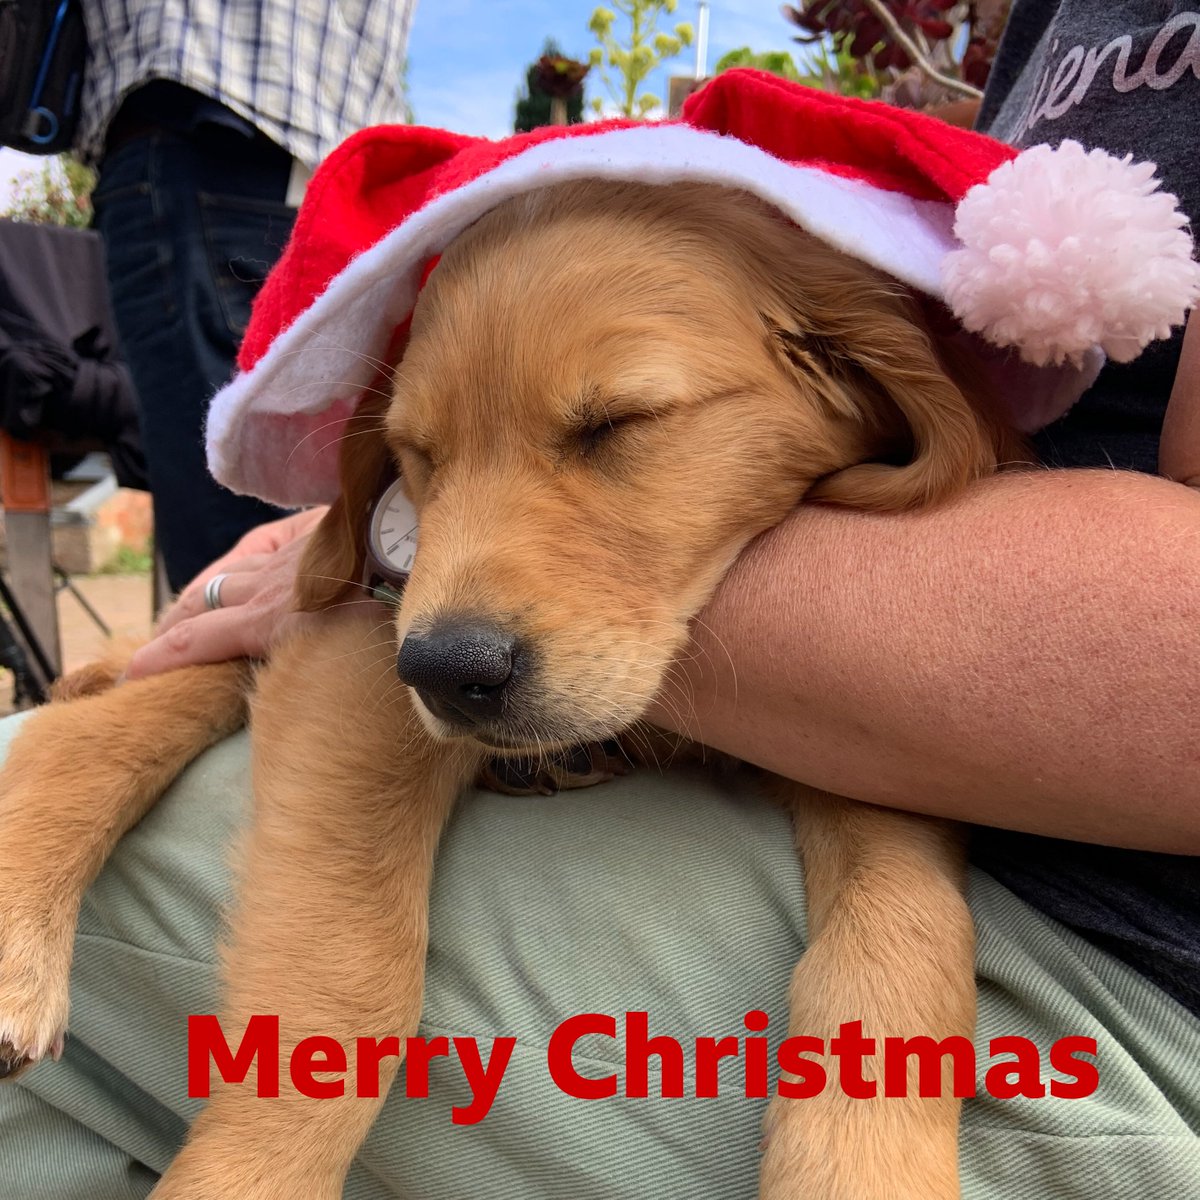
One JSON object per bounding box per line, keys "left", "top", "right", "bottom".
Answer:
{"left": 76, "top": 0, "right": 417, "bottom": 167}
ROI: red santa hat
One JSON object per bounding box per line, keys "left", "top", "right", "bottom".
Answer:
{"left": 206, "top": 69, "right": 1200, "bottom": 508}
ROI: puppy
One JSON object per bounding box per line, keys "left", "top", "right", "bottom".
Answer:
{"left": 0, "top": 180, "right": 1024, "bottom": 1199}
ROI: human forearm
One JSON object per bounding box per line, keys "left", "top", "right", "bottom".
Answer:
{"left": 649, "top": 469, "right": 1200, "bottom": 852}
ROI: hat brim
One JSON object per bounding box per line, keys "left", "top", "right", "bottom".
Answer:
{"left": 206, "top": 123, "right": 1095, "bottom": 507}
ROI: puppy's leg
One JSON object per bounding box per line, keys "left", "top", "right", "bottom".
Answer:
{"left": 153, "top": 615, "right": 482, "bottom": 1200}
{"left": 760, "top": 789, "right": 974, "bottom": 1200}
{"left": 48, "top": 637, "right": 142, "bottom": 701}
{"left": 0, "top": 661, "right": 250, "bottom": 1077}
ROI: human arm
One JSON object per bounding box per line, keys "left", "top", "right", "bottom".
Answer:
{"left": 127, "top": 471, "right": 1200, "bottom": 853}
{"left": 647, "top": 468, "right": 1200, "bottom": 854}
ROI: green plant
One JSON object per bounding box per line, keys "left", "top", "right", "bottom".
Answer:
{"left": 801, "top": 32, "right": 882, "bottom": 99}
{"left": 587, "top": 0, "right": 693, "bottom": 118}
{"left": 98, "top": 541, "right": 154, "bottom": 576}
{"left": 1, "top": 155, "right": 94, "bottom": 228}
{"left": 714, "top": 47, "right": 802, "bottom": 83}
{"left": 717, "top": 38, "right": 878, "bottom": 99}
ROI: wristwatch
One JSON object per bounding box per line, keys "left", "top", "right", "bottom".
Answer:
{"left": 363, "top": 475, "right": 419, "bottom": 605}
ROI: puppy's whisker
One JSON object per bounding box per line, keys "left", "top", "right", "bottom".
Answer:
{"left": 284, "top": 416, "right": 391, "bottom": 469}
{"left": 686, "top": 616, "right": 739, "bottom": 708}
{"left": 297, "top": 572, "right": 371, "bottom": 589}
{"left": 274, "top": 341, "right": 397, "bottom": 380}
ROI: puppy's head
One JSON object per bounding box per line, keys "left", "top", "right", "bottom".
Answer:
{"left": 299, "top": 181, "right": 1012, "bottom": 750}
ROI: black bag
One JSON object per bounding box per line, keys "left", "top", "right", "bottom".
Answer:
{"left": 0, "top": 0, "right": 86, "bottom": 155}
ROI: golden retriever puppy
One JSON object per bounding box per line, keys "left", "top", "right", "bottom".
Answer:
{"left": 0, "top": 180, "right": 1024, "bottom": 1200}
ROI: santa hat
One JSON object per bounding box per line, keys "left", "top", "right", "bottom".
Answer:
{"left": 206, "top": 69, "right": 1200, "bottom": 508}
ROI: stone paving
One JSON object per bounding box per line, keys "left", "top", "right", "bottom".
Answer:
{"left": 57, "top": 571, "right": 155, "bottom": 673}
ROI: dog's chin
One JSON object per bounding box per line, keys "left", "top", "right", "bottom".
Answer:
{"left": 470, "top": 731, "right": 572, "bottom": 754}
{"left": 406, "top": 687, "right": 642, "bottom": 753}
{"left": 407, "top": 692, "right": 477, "bottom": 742}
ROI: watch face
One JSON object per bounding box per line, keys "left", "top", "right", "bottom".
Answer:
{"left": 368, "top": 477, "right": 419, "bottom": 578}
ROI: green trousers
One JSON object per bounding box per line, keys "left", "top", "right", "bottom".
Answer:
{"left": 1, "top": 714, "right": 1197, "bottom": 1198}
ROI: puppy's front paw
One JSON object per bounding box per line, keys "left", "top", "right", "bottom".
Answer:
{"left": 0, "top": 906, "right": 72, "bottom": 1079}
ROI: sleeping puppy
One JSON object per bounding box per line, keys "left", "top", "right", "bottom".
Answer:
{"left": 0, "top": 180, "right": 1024, "bottom": 1199}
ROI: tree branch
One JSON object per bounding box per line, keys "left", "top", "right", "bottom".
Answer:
{"left": 859, "top": 0, "right": 984, "bottom": 99}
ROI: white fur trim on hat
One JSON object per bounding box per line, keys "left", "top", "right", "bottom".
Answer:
{"left": 205, "top": 125, "right": 1119, "bottom": 508}
{"left": 943, "top": 141, "right": 1200, "bottom": 368}
{"left": 207, "top": 124, "right": 967, "bottom": 506}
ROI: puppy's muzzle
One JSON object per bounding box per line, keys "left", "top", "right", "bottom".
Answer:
{"left": 397, "top": 619, "right": 523, "bottom": 728}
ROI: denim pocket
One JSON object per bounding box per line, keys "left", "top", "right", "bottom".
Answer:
{"left": 91, "top": 177, "right": 172, "bottom": 322}
{"left": 91, "top": 132, "right": 159, "bottom": 207}
{"left": 197, "top": 191, "right": 295, "bottom": 342}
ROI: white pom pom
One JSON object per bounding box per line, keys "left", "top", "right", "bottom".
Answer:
{"left": 942, "top": 141, "right": 1200, "bottom": 367}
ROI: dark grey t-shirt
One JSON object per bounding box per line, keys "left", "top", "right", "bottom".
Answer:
{"left": 969, "top": 0, "right": 1200, "bottom": 1017}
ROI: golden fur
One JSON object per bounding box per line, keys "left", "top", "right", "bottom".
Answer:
{"left": 0, "top": 181, "right": 1027, "bottom": 1199}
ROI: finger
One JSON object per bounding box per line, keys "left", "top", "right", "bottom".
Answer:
{"left": 160, "top": 514, "right": 314, "bottom": 608}
{"left": 229, "top": 506, "right": 329, "bottom": 557}
{"left": 155, "top": 555, "right": 273, "bottom": 633}
{"left": 128, "top": 606, "right": 297, "bottom": 679}
{"left": 128, "top": 596, "right": 395, "bottom": 680}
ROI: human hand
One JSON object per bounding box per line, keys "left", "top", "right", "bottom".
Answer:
{"left": 126, "top": 508, "right": 378, "bottom": 679}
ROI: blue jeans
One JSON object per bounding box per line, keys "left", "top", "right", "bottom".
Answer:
{"left": 92, "top": 122, "right": 295, "bottom": 591}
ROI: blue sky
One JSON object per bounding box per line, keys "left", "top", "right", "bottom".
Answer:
{"left": 406, "top": 1, "right": 797, "bottom": 137}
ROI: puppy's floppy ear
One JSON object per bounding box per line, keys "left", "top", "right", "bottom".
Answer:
{"left": 766, "top": 267, "right": 1002, "bottom": 512}
{"left": 294, "top": 393, "right": 393, "bottom": 612}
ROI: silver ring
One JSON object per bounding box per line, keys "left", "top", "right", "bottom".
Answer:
{"left": 203, "top": 573, "right": 230, "bottom": 612}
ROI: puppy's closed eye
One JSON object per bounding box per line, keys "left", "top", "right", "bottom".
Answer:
{"left": 571, "top": 408, "right": 657, "bottom": 460}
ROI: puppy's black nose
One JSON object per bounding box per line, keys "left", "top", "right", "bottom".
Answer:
{"left": 397, "top": 621, "right": 519, "bottom": 725}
